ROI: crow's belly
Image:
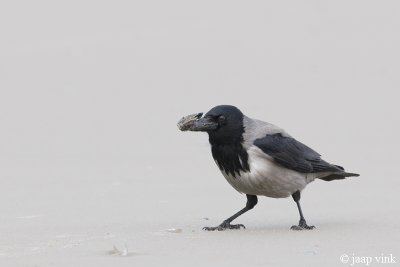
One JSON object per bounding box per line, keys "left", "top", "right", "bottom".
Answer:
{"left": 220, "top": 147, "right": 316, "bottom": 198}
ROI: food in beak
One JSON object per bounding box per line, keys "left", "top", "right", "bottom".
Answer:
{"left": 177, "top": 113, "right": 203, "bottom": 131}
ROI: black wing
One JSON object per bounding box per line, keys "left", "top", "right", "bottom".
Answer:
{"left": 253, "top": 133, "right": 342, "bottom": 173}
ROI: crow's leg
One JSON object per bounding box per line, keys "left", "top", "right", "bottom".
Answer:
{"left": 203, "top": 194, "right": 258, "bottom": 231}
{"left": 290, "top": 191, "right": 315, "bottom": 230}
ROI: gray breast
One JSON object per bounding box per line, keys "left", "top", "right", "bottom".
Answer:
{"left": 220, "top": 146, "right": 311, "bottom": 198}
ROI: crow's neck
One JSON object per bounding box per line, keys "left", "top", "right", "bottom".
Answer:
{"left": 209, "top": 136, "right": 250, "bottom": 178}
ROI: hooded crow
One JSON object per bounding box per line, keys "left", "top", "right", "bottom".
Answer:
{"left": 179, "top": 105, "right": 359, "bottom": 231}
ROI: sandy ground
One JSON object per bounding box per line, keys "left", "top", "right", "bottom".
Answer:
{"left": 1, "top": 1, "right": 400, "bottom": 266}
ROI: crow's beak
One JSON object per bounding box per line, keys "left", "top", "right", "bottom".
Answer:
{"left": 191, "top": 116, "right": 218, "bottom": 132}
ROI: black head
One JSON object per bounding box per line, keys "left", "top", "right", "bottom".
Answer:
{"left": 192, "top": 105, "right": 245, "bottom": 145}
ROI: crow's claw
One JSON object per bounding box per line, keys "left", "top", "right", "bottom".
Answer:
{"left": 290, "top": 219, "right": 315, "bottom": 230}
{"left": 203, "top": 221, "right": 246, "bottom": 231}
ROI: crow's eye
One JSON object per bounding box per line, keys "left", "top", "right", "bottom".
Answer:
{"left": 218, "top": 115, "right": 226, "bottom": 125}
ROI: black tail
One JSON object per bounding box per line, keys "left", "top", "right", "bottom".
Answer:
{"left": 319, "top": 164, "right": 360, "bottom": 181}
{"left": 319, "top": 165, "right": 360, "bottom": 181}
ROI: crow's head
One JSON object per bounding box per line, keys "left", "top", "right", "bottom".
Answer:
{"left": 192, "top": 105, "right": 244, "bottom": 145}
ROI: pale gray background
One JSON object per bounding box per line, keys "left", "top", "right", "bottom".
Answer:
{"left": 0, "top": 1, "right": 399, "bottom": 266}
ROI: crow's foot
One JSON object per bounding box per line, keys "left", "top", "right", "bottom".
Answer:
{"left": 290, "top": 219, "right": 315, "bottom": 230}
{"left": 203, "top": 221, "right": 245, "bottom": 231}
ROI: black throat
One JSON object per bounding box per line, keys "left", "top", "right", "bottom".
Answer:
{"left": 208, "top": 127, "right": 250, "bottom": 177}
